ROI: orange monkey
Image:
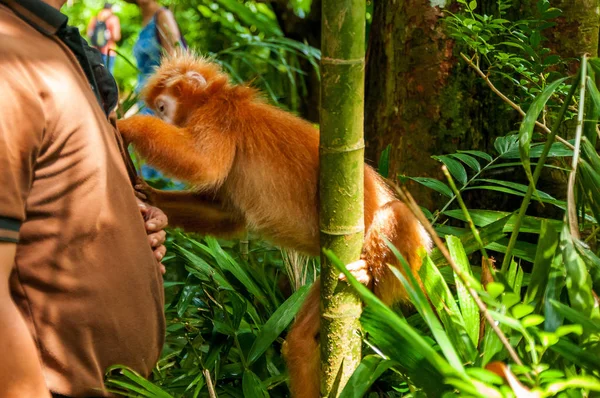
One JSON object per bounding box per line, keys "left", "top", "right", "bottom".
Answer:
{"left": 117, "top": 53, "right": 431, "bottom": 398}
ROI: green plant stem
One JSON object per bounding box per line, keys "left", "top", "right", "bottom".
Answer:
{"left": 394, "top": 186, "right": 529, "bottom": 375}
{"left": 566, "top": 56, "right": 588, "bottom": 239}
{"left": 501, "top": 71, "right": 579, "bottom": 272}
{"left": 460, "top": 53, "right": 575, "bottom": 151}
{"left": 442, "top": 166, "right": 491, "bottom": 264}
{"left": 240, "top": 232, "right": 249, "bottom": 261}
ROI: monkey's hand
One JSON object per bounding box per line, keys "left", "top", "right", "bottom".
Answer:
{"left": 133, "top": 177, "right": 160, "bottom": 205}
{"left": 339, "top": 259, "right": 372, "bottom": 286}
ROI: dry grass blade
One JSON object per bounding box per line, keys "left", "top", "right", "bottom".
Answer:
{"left": 282, "top": 249, "right": 315, "bottom": 291}
{"left": 203, "top": 369, "right": 218, "bottom": 398}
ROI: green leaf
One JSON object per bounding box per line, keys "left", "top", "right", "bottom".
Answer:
{"left": 523, "top": 220, "right": 560, "bottom": 306}
{"left": 550, "top": 338, "right": 600, "bottom": 372}
{"left": 443, "top": 209, "right": 563, "bottom": 234}
{"left": 450, "top": 153, "right": 481, "bottom": 172}
{"left": 511, "top": 304, "right": 534, "bottom": 319}
{"left": 329, "top": 250, "right": 457, "bottom": 396}
{"left": 574, "top": 239, "right": 600, "bottom": 292}
{"left": 419, "top": 256, "right": 477, "bottom": 363}
{"left": 217, "top": 0, "right": 283, "bottom": 37}
{"left": 446, "top": 236, "right": 480, "bottom": 346}
{"left": 501, "top": 140, "right": 574, "bottom": 159}
{"left": 247, "top": 283, "right": 311, "bottom": 364}
{"left": 549, "top": 299, "right": 600, "bottom": 334}
{"left": 204, "top": 237, "right": 270, "bottom": 307}
{"left": 174, "top": 244, "right": 233, "bottom": 290}
{"left": 529, "top": 30, "right": 541, "bottom": 48}
{"left": 339, "top": 356, "right": 395, "bottom": 398}
{"left": 560, "top": 225, "right": 596, "bottom": 318}
{"left": 242, "top": 369, "right": 269, "bottom": 398}
{"left": 458, "top": 150, "right": 493, "bottom": 162}
{"left": 430, "top": 215, "right": 509, "bottom": 266}
{"left": 386, "top": 246, "right": 466, "bottom": 374}
{"left": 378, "top": 144, "right": 391, "bottom": 178}
{"left": 106, "top": 366, "right": 173, "bottom": 398}
{"left": 545, "top": 376, "right": 600, "bottom": 395}
{"left": 586, "top": 75, "right": 600, "bottom": 113}
{"left": 465, "top": 368, "right": 504, "bottom": 385}
{"left": 407, "top": 177, "right": 454, "bottom": 197}
{"left": 434, "top": 155, "right": 468, "bottom": 186}
{"left": 521, "top": 314, "right": 545, "bottom": 328}
{"left": 543, "top": 253, "right": 565, "bottom": 332}
{"left": 518, "top": 77, "right": 568, "bottom": 192}
{"left": 486, "top": 282, "right": 504, "bottom": 299}
{"left": 494, "top": 134, "right": 518, "bottom": 156}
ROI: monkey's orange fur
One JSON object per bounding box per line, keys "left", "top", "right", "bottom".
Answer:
{"left": 117, "top": 53, "right": 431, "bottom": 398}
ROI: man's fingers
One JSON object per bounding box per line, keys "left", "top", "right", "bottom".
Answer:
{"left": 154, "top": 245, "right": 166, "bottom": 262}
{"left": 148, "top": 230, "right": 166, "bottom": 248}
{"left": 145, "top": 208, "right": 168, "bottom": 231}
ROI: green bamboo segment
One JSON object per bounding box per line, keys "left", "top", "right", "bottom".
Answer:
{"left": 319, "top": 0, "right": 366, "bottom": 396}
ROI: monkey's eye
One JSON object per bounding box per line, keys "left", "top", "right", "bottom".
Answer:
{"left": 155, "top": 100, "right": 166, "bottom": 114}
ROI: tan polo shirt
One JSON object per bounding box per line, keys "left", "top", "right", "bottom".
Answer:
{"left": 0, "top": 5, "right": 165, "bottom": 396}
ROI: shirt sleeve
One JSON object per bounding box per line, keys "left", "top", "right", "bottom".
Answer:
{"left": 0, "top": 63, "right": 46, "bottom": 243}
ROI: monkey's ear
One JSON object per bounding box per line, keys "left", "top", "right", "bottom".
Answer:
{"left": 186, "top": 71, "right": 207, "bottom": 87}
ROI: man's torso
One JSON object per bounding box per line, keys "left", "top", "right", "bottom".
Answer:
{"left": 0, "top": 5, "right": 165, "bottom": 396}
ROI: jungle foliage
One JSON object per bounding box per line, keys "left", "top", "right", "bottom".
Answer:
{"left": 61, "top": 0, "right": 600, "bottom": 396}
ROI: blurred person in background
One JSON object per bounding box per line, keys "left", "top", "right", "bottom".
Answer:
{"left": 87, "top": 2, "right": 121, "bottom": 74}
{"left": 124, "top": 0, "right": 187, "bottom": 181}
{"left": 125, "top": 0, "right": 186, "bottom": 114}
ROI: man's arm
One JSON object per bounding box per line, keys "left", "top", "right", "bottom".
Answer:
{"left": 109, "top": 15, "right": 121, "bottom": 42}
{"left": 0, "top": 243, "right": 50, "bottom": 397}
{"left": 156, "top": 9, "right": 182, "bottom": 56}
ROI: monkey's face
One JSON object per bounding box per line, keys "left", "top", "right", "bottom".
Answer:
{"left": 145, "top": 70, "right": 209, "bottom": 126}
{"left": 153, "top": 94, "right": 178, "bottom": 124}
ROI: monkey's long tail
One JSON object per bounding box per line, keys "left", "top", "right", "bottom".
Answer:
{"left": 283, "top": 281, "right": 321, "bottom": 398}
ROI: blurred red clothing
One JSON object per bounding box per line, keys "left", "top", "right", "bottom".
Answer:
{"left": 87, "top": 8, "right": 120, "bottom": 55}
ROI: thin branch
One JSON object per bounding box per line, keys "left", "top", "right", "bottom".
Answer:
{"left": 393, "top": 185, "right": 528, "bottom": 372}
{"left": 460, "top": 53, "right": 575, "bottom": 151}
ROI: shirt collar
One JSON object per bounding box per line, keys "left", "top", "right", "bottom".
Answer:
{"left": 0, "top": 0, "right": 67, "bottom": 36}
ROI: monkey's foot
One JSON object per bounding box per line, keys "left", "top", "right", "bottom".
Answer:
{"left": 339, "top": 259, "right": 371, "bottom": 285}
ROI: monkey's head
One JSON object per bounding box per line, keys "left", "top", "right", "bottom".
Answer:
{"left": 141, "top": 53, "right": 228, "bottom": 125}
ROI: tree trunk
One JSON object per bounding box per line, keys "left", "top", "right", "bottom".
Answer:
{"left": 364, "top": 0, "right": 519, "bottom": 208}
{"left": 319, "top": 0, "right": 365, "bottom": 395}
{"left": 363, "top": 0, "right": 598, "bottom": 208}
{"left": 546, "top": 0, "right": 600, "bottom": 67}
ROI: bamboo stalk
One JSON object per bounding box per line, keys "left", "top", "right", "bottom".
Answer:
{"left": 319, "top": 0, "right": 366, "bottom": 395}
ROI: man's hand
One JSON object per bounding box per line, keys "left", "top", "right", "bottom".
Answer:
{"left": 137, "top": 199, "right": 168, "bottom": 274}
